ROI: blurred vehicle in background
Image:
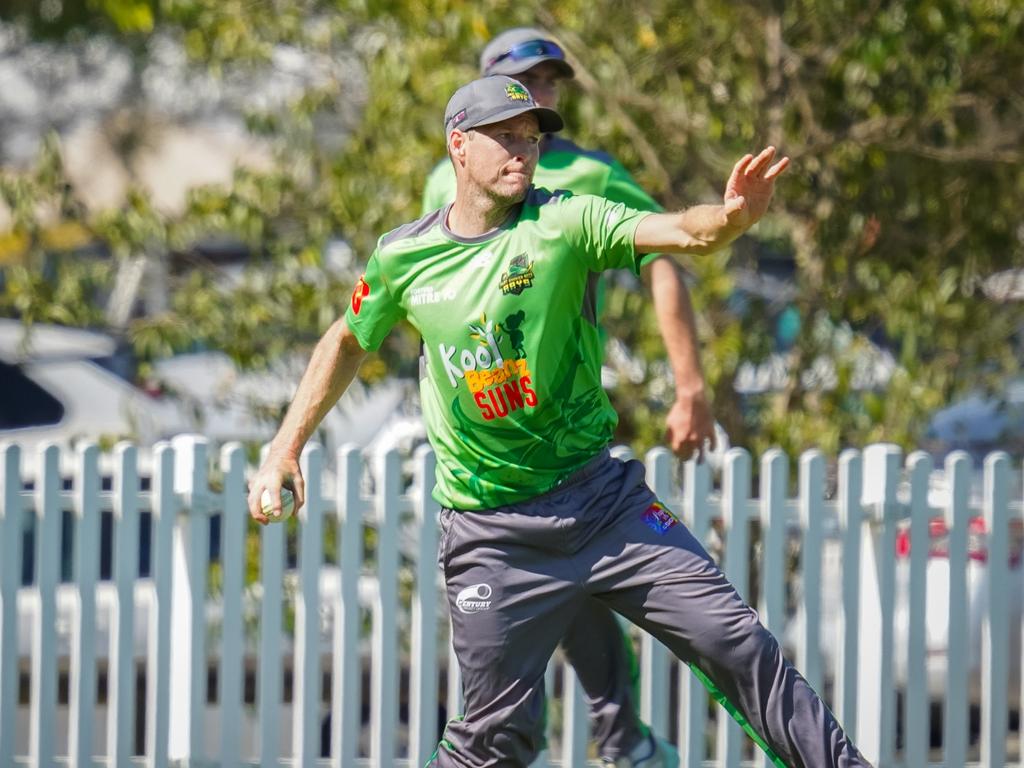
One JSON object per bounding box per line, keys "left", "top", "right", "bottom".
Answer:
{"left": 788, "top": 473, "right": 1023, "bottom": 741}
{"left": 0, "top": 319, "right": 185, "bottom": 458}
{"left": 890, "top": 499, "right": 1024, "bottom": 708}
{"left": 0, "top": 318, "right": 420, "bottom": 457}
{"left": 924, "top": 377, "right": 1024, "bottom": 465}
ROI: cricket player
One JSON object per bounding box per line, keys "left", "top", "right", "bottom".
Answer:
{"left": 249, "top": 75, "right": 870, "bottom": 768}
{"left": 421, "top": 28, "right": 764, "bottom": 768}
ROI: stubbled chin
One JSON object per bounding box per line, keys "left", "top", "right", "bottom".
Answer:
{"left": 492, "top": 178, "right": 530, "bottom": 203}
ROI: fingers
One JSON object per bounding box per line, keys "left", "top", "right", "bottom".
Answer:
{"left": 248, "top": 482, "right": 270, "bottom": 525}
{"left": 726, "top": 154, "right": 754, "bottom": 193}
{"left": 745, "top": 146, "right": 776, "bottom": 178}
{"left": 292, "top": 472, "right": 306, "bottom": 511}
{"left": 734, "top": 146, "right": 791, "bottom": 182}
{"left": 763, "top": 155, "right": 790, "bottom": 181}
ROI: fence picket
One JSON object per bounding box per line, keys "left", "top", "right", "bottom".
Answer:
{"left": 759, "top": 450, "right": 788, "bottom": 639}
{"left": 835, "top": 450, "right": 862, "bottom": 740}
{"left": 219, "top": 444, "right": 248, "bottom": 768}
{"left": 561, "top": 665, "right": 588, "bottom": 767}
{"left": 169, "top": 435, "right": 211, "bottom": 762}
{"left": 147, "top": 443, "right": 175, "bottom": 768}
{"left": 68, "top": 444, "right": 100, "bottom": 768}
{"left": 294, "top": 445, "right": 324, "bottom": 767}
{"left": 857, "top": 444, "right": 901, "bottom": 766}
{"left": 942, "top": 452, "right": 971, "bottom": 767}
{"left": 109, "top": 444, "right": 140, "bottom": 766}
{"left": 904, "top": 452, "right": 932, "bottom": 767}
{"left": 0, "top": 444, "right": 22, "bottom": 768}
{"left": 981, "top": 452, "right": 1011, "bottom": 768}
{"left": 641, "top": 448, "right": 673, "bottom": 739}
{"left": 330, "top": 446, "right": 363, "bottom": 768}
{"left": 798, "top": 452, "right": 826, "bottom": 693}
{"left": 678, "top": 458, "right": 712, "bottom": 766}
{"left": 1019, "top": 458, "right": 1024, "bottom": 768}
{"left": 258, "top": 494, "right": 285, "bottom": 766}
{"left": 370, "top": 449, "right": 400, "bottom": 767}
{"left": 410, "top": 445, "right": 440, "bottom": 767}
{"left": 758, "top": 451, "right": 787, "bottom": 768}
{"left": 29, "top": 444, "right": 60, "bottom": 768}
{"left": 719, "top": 449, "right": 751, "bottom": 768}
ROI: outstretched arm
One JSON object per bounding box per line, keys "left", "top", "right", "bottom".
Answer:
{"left": 247, "top": 318, "right": 368, "bottom": 523}
{"left": 635, "top": 147, "right": 790, "bottom": 256}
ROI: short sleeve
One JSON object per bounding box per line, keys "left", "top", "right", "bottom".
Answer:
{"left": 344, "top": 249, "right": 405, "bottom": 352}
{"left": 603, "top": 160, "right": 666, "bottom": 268}
{"left": 559, "top": 194, "right": 653, "bottom": 275}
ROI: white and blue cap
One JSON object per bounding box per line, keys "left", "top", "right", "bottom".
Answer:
{"left": 480, "top": 27, "right": 575, "bottom": 79}
{"left": 444, "top": 75, "right": 564, "bottom": 137}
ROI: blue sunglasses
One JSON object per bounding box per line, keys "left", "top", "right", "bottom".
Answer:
{"left": 487, "top": 39, "right": 566, "bottom": 69}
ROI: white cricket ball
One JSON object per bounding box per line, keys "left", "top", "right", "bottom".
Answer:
{"left": 260, "top": 487, "right": 295, "bottom": 522}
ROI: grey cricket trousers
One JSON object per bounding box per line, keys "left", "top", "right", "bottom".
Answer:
{"left": 431, "top": 450, "right": 870, "bottom": 768}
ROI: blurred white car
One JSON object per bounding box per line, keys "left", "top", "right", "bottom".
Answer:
{"left": 0, "top": 319, "right": 186, "bottom": 459}
{"left": 1, "top": 319, "right": 421, "bottom": 458}
{"left": 790, "top": 478, "right": 1024, "bottom": 715}
{"left": 891, "top": 510, "right": 1024, "bottom": 706}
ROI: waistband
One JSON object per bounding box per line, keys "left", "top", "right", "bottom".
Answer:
{"left": 443, "top": 449, "right": 614, "bottom": 514}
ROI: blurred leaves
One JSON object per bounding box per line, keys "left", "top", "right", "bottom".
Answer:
{"left": 1, "top": 0, "right": 1023, "bottom": 460}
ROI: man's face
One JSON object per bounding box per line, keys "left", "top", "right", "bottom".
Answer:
{"left": 512, "top": 61, "right": 567, "bottom": 110}
{"left": 451, "top": 113, "right": 541, "bottom": 204}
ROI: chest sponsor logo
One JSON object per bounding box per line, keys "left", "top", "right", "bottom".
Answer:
{"left": 499, "top": 253, "right": 535, "bottom": 296}
{"left": 456, "top": 583, "right": 493, "bottom": 613}
{"left": 350, "top": 275, "right": 370, "bottom": 314}
{"left": 409, "top": 285, "right": 456, "bottom": 306}
{"left": 438, "top": 311, "right": 538, "bottom": 421}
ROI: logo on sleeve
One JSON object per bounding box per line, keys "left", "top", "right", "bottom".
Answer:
{"left": 498, "top": 253, "right": 535, "bottom": 295}
{"left": 351, "top": 275, "right": 370, "bottom": 314}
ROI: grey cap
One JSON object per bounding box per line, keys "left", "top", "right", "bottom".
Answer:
{"left": 480, "top": 27, "right": 575, "bottom": 78}
{"left": 444, "top": 75, "right": 564, "bottom": 136}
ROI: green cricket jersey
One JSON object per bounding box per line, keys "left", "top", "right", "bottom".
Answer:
{"left": 422, "top": 135, "right": 665, "bottom": 324}
{"left": 345, "top": 188, "right": 651, "bottom": 510}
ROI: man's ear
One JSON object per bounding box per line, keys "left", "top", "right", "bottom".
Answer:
{"left": 449, "top": 130, "right": 467, "bottom": 161}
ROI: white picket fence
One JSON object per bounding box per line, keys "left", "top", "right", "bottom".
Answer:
{"left": 1, "top": 435, "right": 1022, "bottom": 767}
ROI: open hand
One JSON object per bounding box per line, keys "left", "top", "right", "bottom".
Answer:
{"left": 722, "top": 146, "right": 790, "bottom": 230}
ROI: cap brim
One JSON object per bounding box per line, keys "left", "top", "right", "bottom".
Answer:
{"left": 486, "top": 57, "right": 575, "bottom": 79}
{"left": 467, "top": 104, "right": 564, "bottom": 135}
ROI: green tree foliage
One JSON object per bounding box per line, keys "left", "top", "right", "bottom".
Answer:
{"left": 2, "top": 0, "right": 1022, "bottom": 458}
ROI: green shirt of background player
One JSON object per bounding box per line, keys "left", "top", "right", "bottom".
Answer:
{"left": 423, "top": 27, "right": 716, "bottom": 462}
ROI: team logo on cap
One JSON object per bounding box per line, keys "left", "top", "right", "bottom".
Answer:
{"left": 498, "top": 253, "right": 535, "bottom": 295}
{"left": 505, "top": 82, "right": 531, "bottom": 103}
